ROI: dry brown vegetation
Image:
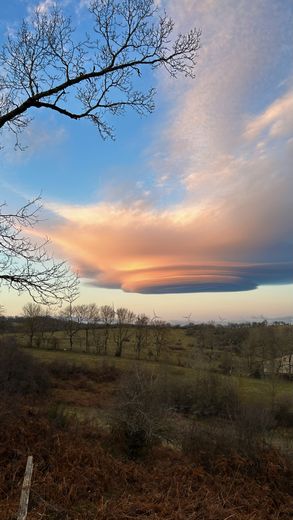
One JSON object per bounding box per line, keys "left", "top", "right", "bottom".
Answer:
{"left": 1, "top": 396, "right": 293, "bottom": 520}
{"left": 1, "top": 340, "right": 293, "bottom": 519}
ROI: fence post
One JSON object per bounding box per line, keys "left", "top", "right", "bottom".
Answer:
{"left": 17, "top": 456, "right": 34, "bottom": 520}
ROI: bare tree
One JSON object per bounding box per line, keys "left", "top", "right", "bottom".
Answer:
{"left": 75, "top": 303, "right": 99, "bottom": 352}
{"left": 114, "top": 307, "right": 135, "bottom": 357}
{"left": 135, "top": 313, "right": 149, "bottom": 359}
{"left": 22, "top": 302, "right": 42, "bottom": 347}
{"left": 0, "top": 198, "right": 79, "bottom": 305}
{"left": 0, "top": 0, "right": 200, "bottom": 145}
{"left": 87, "top": 304, "right": 101, "bottom": 354}
{"left": 111, "top": 367, "right": 169, "bottom": 458}
{"left": 100, "top": 304, "right": 115, "bottom": 354}
{"left": 61, "top": 302, "right": 82, "bottom": 351}
{"left": 152, "top": 319, "right": 169, "bottom": 360}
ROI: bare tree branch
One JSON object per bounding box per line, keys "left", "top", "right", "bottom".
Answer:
{"left": 0, "top": 0, "right": 200, "bottom": 143}
{"left": 0, "top": 199, "right": 79, "bottom": 305}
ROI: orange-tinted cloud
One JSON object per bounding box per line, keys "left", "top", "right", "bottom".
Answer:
{"left": 42, "top": 173, "right": 293, "bottom": 293}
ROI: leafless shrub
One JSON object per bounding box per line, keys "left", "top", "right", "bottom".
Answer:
{"left": 164, "top": 380, "right": 196, "bottom": 414}
{"left": 165, "top": 372, "right": 240, "bottom": 418}
{"left": 110, "top": 367, "right": 170, "bottom": 458}
{"left": 193, "top": 372, "right": 240, "bottom": 418}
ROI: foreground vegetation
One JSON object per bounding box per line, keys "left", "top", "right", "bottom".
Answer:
{"left": 1, "top": 324, "right": 293, "bottom": 519}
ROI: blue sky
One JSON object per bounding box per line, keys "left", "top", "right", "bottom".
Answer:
{"left": 0, "top": 0, "right": 293, "bottom": 320}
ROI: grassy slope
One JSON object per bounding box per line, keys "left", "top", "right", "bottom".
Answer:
{"left": 27, "top": 344, "right": 293, "bottom": 402}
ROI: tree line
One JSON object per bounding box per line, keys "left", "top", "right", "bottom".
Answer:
{"left": 1, "top": 303, "right": 292, "bottom": 375}
{"left": 17, "top": 302, "right": 170, "bottom": 359}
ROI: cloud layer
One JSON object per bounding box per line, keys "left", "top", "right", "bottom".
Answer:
{"left": 42, "top": 0, "right": 293, "bottom": 295}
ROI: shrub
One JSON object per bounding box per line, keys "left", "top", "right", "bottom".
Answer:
{"left": 110, "top": 368, "right": 169, "bottom": 458}
{"left": 0, "top": 337, "right": 51, "bottom": 396}
{"left": 165, "top": 372, "right": 240, "bottom": 419}
{"left": 193, "top": 372, "right": 240, "bottom": 418}
{"left": 164, "top": 380, "right": 196, "bottom": 414}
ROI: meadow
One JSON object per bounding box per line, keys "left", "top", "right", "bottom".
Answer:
{"left": 1, "top": 317, "right": 293, "bottom": 519}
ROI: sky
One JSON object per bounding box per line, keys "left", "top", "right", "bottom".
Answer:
{"left": 0, "top": 0, "right": 293, "bottom": 321}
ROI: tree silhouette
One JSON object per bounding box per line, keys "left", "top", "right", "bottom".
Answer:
{"left": 0, "top": 0, "right": 200, "bottom": 144}
{"left": 0, "top": 198, "right": 78, "bottom": 305}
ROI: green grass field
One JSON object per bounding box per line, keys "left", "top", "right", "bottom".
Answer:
{"left": 25, "top": 341, "right": 293, "bottom": 404}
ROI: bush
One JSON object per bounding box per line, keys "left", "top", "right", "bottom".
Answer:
{"left": 0, "top": 337, "right": 51, "bottom": 396}
{"left": 110, "top": 368, "right": 169, "bottom": 458}
{"left": 164, "top": 380, "right": 196, "bottom": 414}
{"left": 165, "top": 372, "right": 240, "bottom": 419}
{"left": 192, "top": 372, "right": 240, "bottom": 418}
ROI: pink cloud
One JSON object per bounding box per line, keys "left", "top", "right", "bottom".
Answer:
{"left": 42, "top": 169, "right": 293, "bottom": 293}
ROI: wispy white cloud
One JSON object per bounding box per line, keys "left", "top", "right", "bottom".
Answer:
{"left": 150, "top": 0, "right": 293, "bottom": 183}
{"left": 245, "top": 90, "right": 293, "bottom": 140}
